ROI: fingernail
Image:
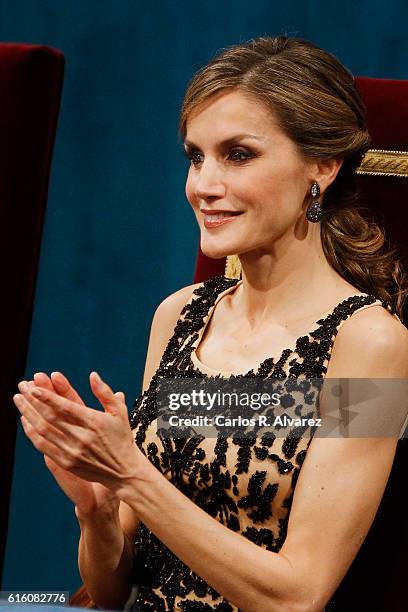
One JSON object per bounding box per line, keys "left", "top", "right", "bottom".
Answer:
{"left": 31, "top": 387, "right": 43, "bottom": 398}
{"left": 92, "top": 371, "right": 101, "bottom": 382}
{"left": 18, "top": 381, "right": 29, "bottom": 393}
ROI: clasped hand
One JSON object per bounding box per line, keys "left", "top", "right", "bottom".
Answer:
{"left": 13, "top": 371, "right": 146, "bottom": 500}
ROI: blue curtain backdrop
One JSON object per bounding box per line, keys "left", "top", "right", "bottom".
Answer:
{"left": 1, "top": 0, "right": 407, "bottom": 595}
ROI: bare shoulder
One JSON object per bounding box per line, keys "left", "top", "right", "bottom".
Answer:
{"left": 327, "top": 303, "right": 408, "bottom": 378}
{"left": 154, "top": 280, "right": 204, "bottom": 324}
{"left": 141, "top": 280, "right": 205, "bottom": 392}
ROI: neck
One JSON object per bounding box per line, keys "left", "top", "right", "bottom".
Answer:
{"left": 235, "top": 224, "right": 353, "bottom": 326}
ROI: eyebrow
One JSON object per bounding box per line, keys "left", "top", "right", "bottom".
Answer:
{"left": 183, "top": 133, "right": 263, "bottom": 148}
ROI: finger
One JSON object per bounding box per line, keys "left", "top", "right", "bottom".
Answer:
{"left": 17, "top": 372, "right": 52, "bottom": 393}
{"left": 17, "top": 375, "right": 52, "bottom": 394}
{"left": 50, "top": 371, "right": 85, "bottom": 405}
{"left": 44, "top": 454, "right": 59, "bottom": 471}
{"left": 18, "top": 379, "right": 40, "bottom": 395}
{"left": 16, "top": 386, "right": 90, "bottom": 428}
{"left": 89, "top": 372, "right": 127, "bottom": 418}
{"left": 33, "top": 372, "right": 55, "bottom": 392}
{"left": 20, "top": 415, "right": 69, "bottom": 468}
{"left": 14, "top": 394, "right": 85, "bottom": 449}
{"left": 115, "top": 391, "right": 126, "bottom": 404}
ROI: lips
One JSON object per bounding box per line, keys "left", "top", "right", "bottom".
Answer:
{"left": 204, "top": 211, "right": 241, "bottom": 219}
{"left": 203, "top": 211, "right": 244, "bottom": 228}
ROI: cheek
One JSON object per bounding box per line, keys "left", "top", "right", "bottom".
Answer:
{"left": 185, "top": 174, "right": 197, "bottom": 207}
{"left": 240, "top": 172, "right": 306, "bottom": 232}
{"left": 258, "top": 163, "right": 307, "bottom": 210}
{"left": 236, "top": 173, "right": 287, "bottom": 214}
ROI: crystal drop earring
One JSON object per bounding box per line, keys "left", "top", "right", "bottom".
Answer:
{"left": 306, "top": 181, "right": 322, "bottom": 223}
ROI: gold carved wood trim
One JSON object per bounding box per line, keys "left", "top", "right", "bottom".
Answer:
{"left": 356, "top": 149, "right": 408, "bottom": 177}
{"left": 225, "top": 254, "right": 242, "bottom": 279}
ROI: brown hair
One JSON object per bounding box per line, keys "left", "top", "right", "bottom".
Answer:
{"left": 179, "top": 36, "right": 408, "bottom": 321}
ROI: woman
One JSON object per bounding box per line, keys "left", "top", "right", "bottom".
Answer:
{"left": 13, "top": 36, "right": 408, "bottom": 611}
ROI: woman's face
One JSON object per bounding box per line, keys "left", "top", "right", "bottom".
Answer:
{"left": 184, "top": 89, "right": 316, "bottom": 260}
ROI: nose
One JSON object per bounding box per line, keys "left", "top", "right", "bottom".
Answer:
{"left": 194, "top": 159, "right": 226, "bottom": 200}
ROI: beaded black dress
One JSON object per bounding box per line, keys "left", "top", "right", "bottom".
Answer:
{"left": 127, "top": 275, "right": 398, "bottom": 612}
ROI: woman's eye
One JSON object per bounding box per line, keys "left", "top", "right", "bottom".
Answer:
{"left": 183, "top": 149, "right": 203, "bottom": 166}
{"left": 228, "top": 149, "right": 253, "bottom": 162}
{"left": 183, "top": 148, "right": 253, "bottom": 166}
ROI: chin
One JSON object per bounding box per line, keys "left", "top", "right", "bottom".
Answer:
{"left": 200, "top": 247, "right": 230, "bottom": 260}
{"left": 199, "top": 226, "right": 245, "bottom": 259}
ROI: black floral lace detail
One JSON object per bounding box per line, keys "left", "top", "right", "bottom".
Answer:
{"left": 128, "top": 275, "right": 389, "bottom": 611}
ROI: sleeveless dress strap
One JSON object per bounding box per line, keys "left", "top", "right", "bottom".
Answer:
{"left": 309, "top": 293, "right": 398, "bottom": 377}
{"left": 158, "top": 276, "right": 238, "bottom": 376}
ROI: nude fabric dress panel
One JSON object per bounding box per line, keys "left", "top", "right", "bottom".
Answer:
{"left": 126, "top": 276, "right": 399, "bottom": 612}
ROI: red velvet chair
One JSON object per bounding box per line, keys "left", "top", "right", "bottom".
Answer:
{"left": 0, "top": 43, "right": 64, "bottom": 586}
{"left": 193, "top": 77, "right": 408, "bottom": 612}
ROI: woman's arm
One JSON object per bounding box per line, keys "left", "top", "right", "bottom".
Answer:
{"left": 75, "top": 281, "right": 204, "bottom": 609}
{"left": 114, "top": 307, "right": 408, "bottom": 612}
{"left": 76, "top": 501, "right": 136, "bottom": 610}
{"left": 17, "top": 298, "right": 407, "bottom": 611}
